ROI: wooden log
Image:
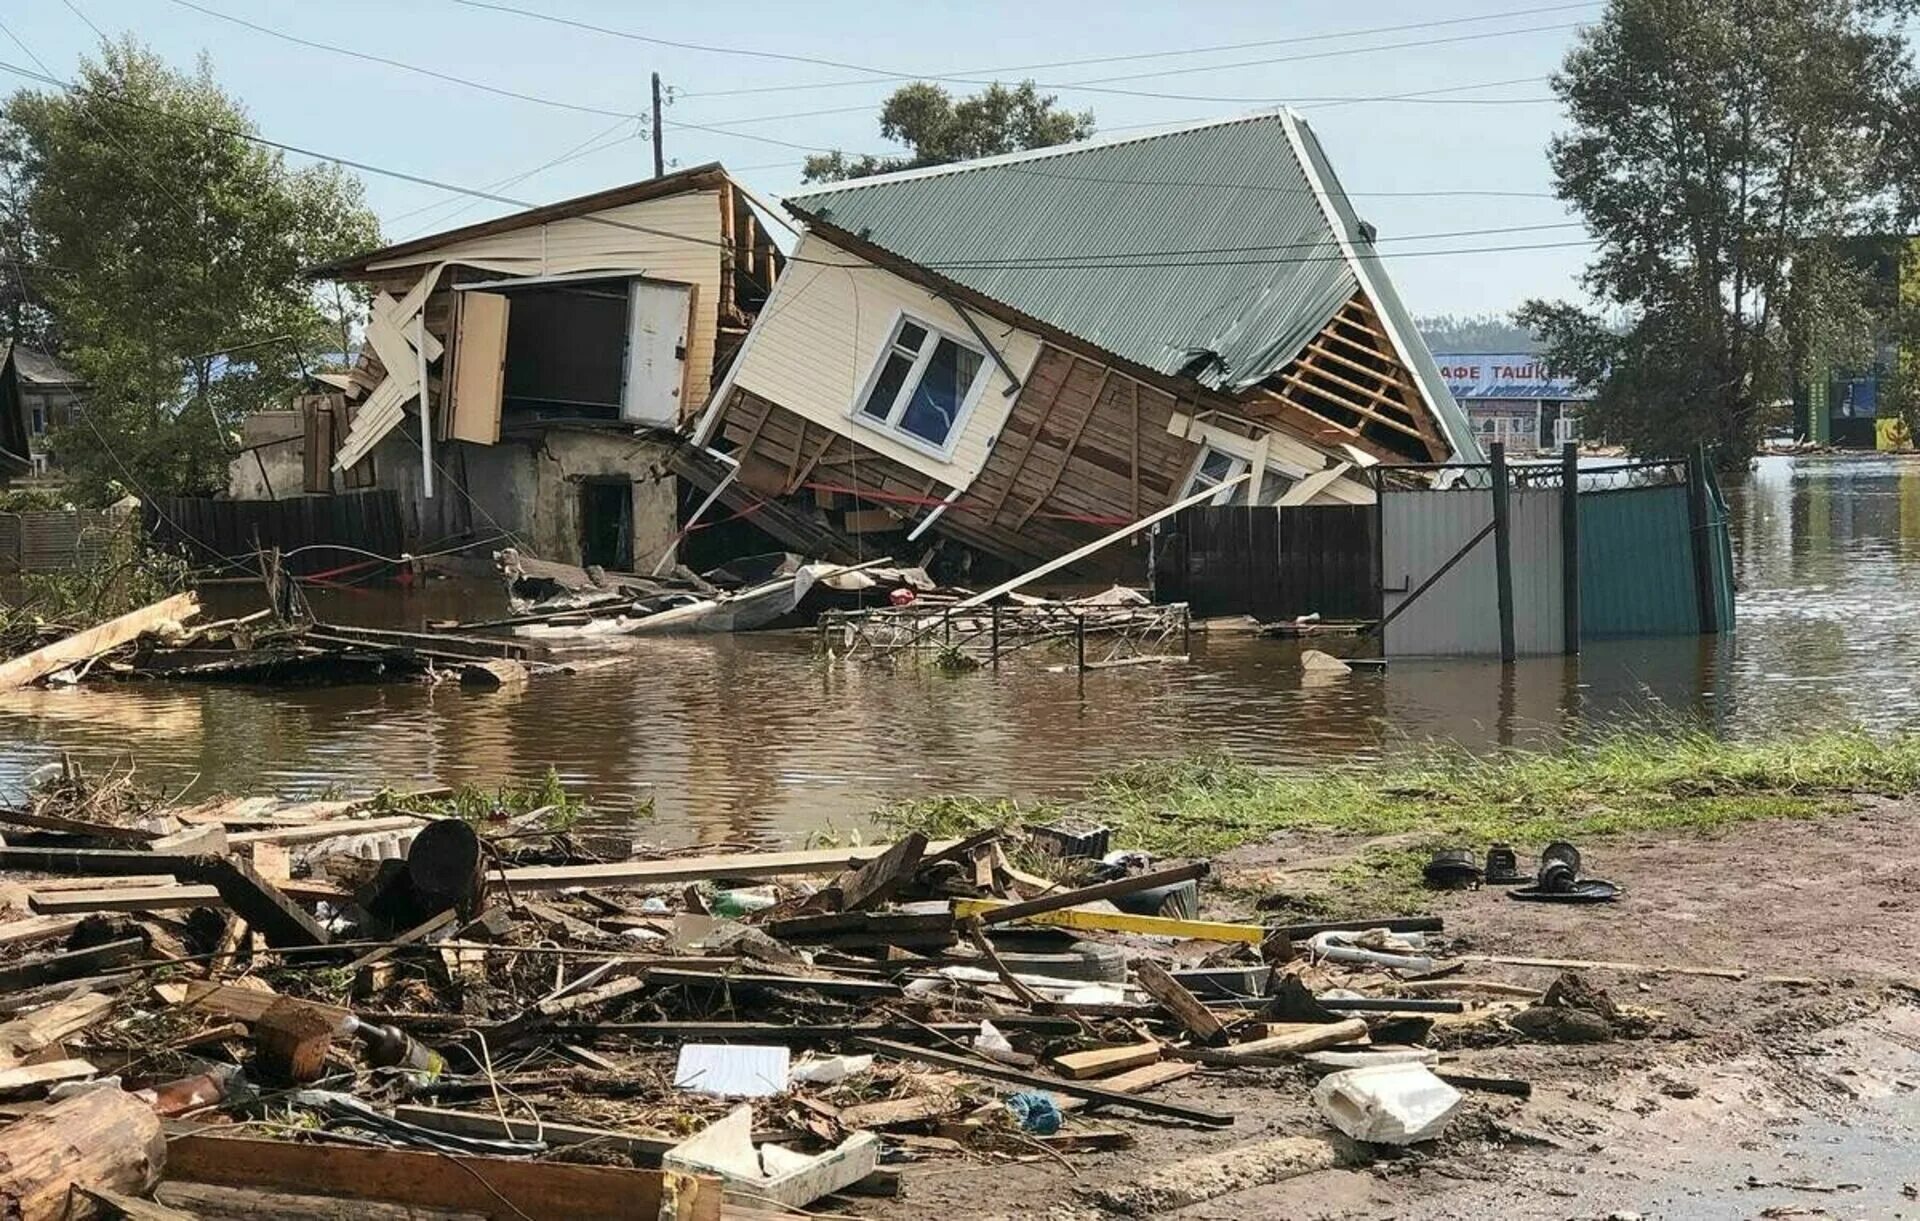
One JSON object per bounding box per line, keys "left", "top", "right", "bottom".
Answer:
{"left": 0, "top": 1087, "right": 166, "bottom": 1221}
{"left": 857, "top": 1038, "right": 1232, "bottom": 1127}
{"left": 162, "top": 1134, "right": 722, "bottom": 1221}
{"left": 252, "top": 998, "right": 339, "bottom": 1085}
{"left": 1134, "top": 960, "right": 1226, "bottom": 1043}
{"left": 0, "top": 592, "right": 200, "bottom": 691}
{"left": 1050, "top": 1041, "right": 1161, "bottom": 1081}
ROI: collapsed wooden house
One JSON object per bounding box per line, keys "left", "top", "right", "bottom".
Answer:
{"left": 682, "top": 110, "right": 1481, "bottom": 575}
{"left": 302, "top": 164, "right": 785, "bottom": 570}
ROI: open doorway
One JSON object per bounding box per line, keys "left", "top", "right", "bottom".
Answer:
{"left": 580, "top": 477, "right": 634, "bottom": 570}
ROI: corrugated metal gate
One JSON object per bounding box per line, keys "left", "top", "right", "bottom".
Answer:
{"left": 1157, "top": 505, "right": 1376, "bottom": 621}
{"left": 1579, "top": 485, "right": 1698, "bottom": 637}
{"left": 1380, "top": 488, "right": 1566, "bottom": 657}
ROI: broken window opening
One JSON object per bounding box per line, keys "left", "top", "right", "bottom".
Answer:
{"left": 580, "top": 477, "right": 635, "bottom": 571}
{"left": 851, "top": 314, "right": 988, "bottom": 455}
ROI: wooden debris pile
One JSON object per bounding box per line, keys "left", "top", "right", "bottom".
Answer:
{"left": 0, "top": 772, "right": 1701, "bottom": 1219}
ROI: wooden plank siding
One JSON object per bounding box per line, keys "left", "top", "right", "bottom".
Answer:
{"left": 708, "top": 343, "right": 1203, "bottom": 571}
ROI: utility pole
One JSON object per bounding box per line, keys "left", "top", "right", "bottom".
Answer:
{"left": 650, "top": 72, "right": 665, "bottom": 178}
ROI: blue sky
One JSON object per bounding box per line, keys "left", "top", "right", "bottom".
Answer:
{"left": 1, "top": 0, "right": 1594, "bottom": 318}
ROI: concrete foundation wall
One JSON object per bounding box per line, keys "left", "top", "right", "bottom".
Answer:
{"left": 368, "top": 425, "right": 678, "bottom": 570}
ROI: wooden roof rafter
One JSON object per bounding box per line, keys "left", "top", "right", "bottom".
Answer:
{"left": 1242, "top": 290, "right": 1449, "bottom": 462}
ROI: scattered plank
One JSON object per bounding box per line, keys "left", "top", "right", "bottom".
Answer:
{"left": 0, "top": 938, "right": 145, "bottom": 992}
{"left": 71, "top": 1185, "right": 200, "bottom": 1221}
{"left": 0, "top": 915, "right": 85, "bottom": 948}
{"left": 499, "top": 840, "right": 962, "bottom": 892}
{"left": 1134, "top": 960, "right": 1227, "bottom": 1043}
{"left": 0, "top": 591, "right": 200, "bottom": 691}
{"left": 29, "top": 886, "right": 223, "bottom": 915}
{"left": 163, "top": 1134, "right": 723, "bottom": 1221}
{"left": 227, "top": 817, "right": 425, "bottom": 847}
{"left": 157, "top": 1181, "right": 487, "bottom": 1221}
{"left": 1195, "top": 1019, "right": 1369, "bottom": 1062}
{"left": 149, "top": 823, "right": 228, "bottom": 856}
{"left": 1051, "top": 1041, "right": 1161, "bottom": 1081}
{"left": 951, "top": 899, "right": 1264, "bottom": 945}
{"left": 0, "top": 808, "right": 158, "bottom": 844}
{"left": 970, "top": 862, "right": 1209, "bottom": 927}
{"left": 830, "top": 832, "right": 927, "bottom": 912}
{"left": 858, "top": 1038, "right": 1233, "bottom": 1128}
{"left": 0, "top": 991, "right": 115, "bottom": 1062}
{"left": 647, "top": 969, "right": 902, "bottom": 1000}
{"left": 0, "top": 1058, "right": 95, "bottom": 1099}
{"left": 390, "top": 1106, "right": 680, "bottom": 1163}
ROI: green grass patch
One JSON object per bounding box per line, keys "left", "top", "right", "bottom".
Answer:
{"left": 878, "top": 727, "right": 1908, "bottom": 859}
{"left": 373, "top": 767, "right": 622, "bottom": 832}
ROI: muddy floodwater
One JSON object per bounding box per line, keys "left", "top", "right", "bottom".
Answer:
{"left": 2, "top": 453, "right": 1916, "bottom": 846}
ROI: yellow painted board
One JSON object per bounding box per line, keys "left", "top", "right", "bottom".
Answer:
{"left": 950, "top": 898, "right": 1265, "bottom": 944}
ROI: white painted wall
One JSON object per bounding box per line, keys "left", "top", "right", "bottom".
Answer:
{"left": 722, "top": 232, "right": 1043, "bottom": 490}
{"left": 368, "top": 190, "right": 724, "bottom": 407}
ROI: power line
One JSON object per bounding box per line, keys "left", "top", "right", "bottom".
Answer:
{"left": 0, "top": 59, "right": 1591, "bottom": 274}
{"left": 449, "top": 0, "right": 1594, "bottom": 98}
{"left": 384, "top": 117, "right": 637, "bottom": 231}
{"left": 688, "top": 76, "right": 1556, "bottom": 134}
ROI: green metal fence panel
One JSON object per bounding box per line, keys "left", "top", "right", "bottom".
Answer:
{"left": 1704, "top": 464, "right": 1737, "bottom": 631}
{"left": 1578, "top": 484, "right": 1700, "bottom": 638}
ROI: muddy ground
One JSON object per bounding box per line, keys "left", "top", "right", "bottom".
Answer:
{"left": 853, "top": 798, "right": 1920, "bottom": 1219}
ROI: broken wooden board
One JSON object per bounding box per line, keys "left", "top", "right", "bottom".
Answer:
{"left": 164, "top": 1133, "right": 723, "bottom": 1221}
{"left": 391, "top": 1106, "right": 680, "bottom": 1163}
{"left": 951, "top": 897, "right": 1263, "bottom": 944}
{"left": 227, "top": 816, "right": 426, "bottom": 847}
{"left": 1135, "top": 960, "right": 1228, "bottom": 1043}
{"left": 0, "top": 915, "right": 85, "bottom": 948}
{"left": 29, "top": 886, "right": 223, "bottom": 915}
{"left": 0, "top": 938, "right": 145, "bottom": 992}
{"left": 1050, "top": 1041, "right": 1162, "bottom": 1081}
{"left": 500, "top": 840, "right": 963, "bottom": 892}
{"left": 0, "top": 991, "right": 114, "bottom": 1064}
{"left": 0, "top": 591, "right": 200, "bottom": 691}
{"left": 0, "top": 1058, "right": 95, "bottom": 1099}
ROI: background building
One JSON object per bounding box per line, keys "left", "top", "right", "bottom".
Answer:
{"left": 1430, "top": 352, "right": 1590, "bottom": 457}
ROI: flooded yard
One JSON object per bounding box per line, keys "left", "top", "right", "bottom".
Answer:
{"left": 2, "top": 453, "right": 1916, "bottom": 846}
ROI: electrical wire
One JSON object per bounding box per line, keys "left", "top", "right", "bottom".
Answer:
{"left": 0, "top": 59, "right": 1590, "bottom": 276}
{"left": 451, "top": 0, "right": 1596, "bottom": 98}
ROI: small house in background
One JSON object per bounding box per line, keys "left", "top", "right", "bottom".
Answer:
{"left": 1431, "top": 352, "right": 1590, "bottom": 458}
{"left": 300, "top": 163, "right": 785, "bottom": 570}
{"left": 0, "top": 342, "right": 87, "bottom": 481}
{"left": 1792, "top": 236, "right": 1917, "bottom": 451}
{"left": 683, "top": 110, "right": 1480, "bottom": 578}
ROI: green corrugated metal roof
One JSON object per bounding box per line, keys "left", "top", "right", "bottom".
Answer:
{"left": 788, "top": 110, "right": 1479, "bottom": 459}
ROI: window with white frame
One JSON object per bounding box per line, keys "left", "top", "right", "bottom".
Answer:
{"left": 853, "top": 316, "right": 988, "bottom": 452}
{"left": 1184, "top": 446, "right": 1248, "bottom": 505}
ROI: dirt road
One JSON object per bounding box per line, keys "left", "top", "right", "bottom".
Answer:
{"left": 858, "top": 799, "right": 1920, "bottom": 1219}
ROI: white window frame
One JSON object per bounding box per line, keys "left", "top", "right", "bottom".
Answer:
{"left": 1183, "top": 446, "right": 1251, "bottom": 506}
{"left": 847, "top": 310, "right": 992, "bottom": 460}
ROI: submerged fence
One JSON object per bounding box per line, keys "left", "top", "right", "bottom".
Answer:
{"left": 1156, "top": 442, "right": 1735, "bottom": 659}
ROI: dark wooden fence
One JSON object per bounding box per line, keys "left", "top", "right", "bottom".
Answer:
{"left": 1156, "top": 504, "right": 1378, "bottom": 622}
{"left": 144, "top": 491, "right": 405, "bottom": 577}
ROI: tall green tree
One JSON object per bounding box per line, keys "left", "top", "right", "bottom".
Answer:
{"left": 1518, "top": 0, "right": 1913, "bottom": 461}
{"left": 803, "top": 81, "right": 1094, "bottom": 183}
{"left": 0, "top": 39, "right": 379, "bottom": 502}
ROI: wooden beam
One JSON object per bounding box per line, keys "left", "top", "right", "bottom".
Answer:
{"left": 1015, "top": 366, "right": 1112, "bottom": 530}
{"left": 499, "top": 840, "right": 958, "bottom": 892}
{"left": 1051, "top": 1042, "right": 1161, "bottom": 1080}
{"left": 983, "top": 349, "right": 1077, "bottom": 523}
{"left": 29, "top": 886, "right": 223, "bottom": 915}
{"left": 1134, "top": 960, "right": 1227, "bottom": 1043}
{"left": 1129, "top": 380, "right": 1141, "bottom": 520}
{"left": 163, "top": 1135, "right": 723, "bottom": 1221}
{"left": 0, "top": 593, "right": 200, "bottom": 690}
